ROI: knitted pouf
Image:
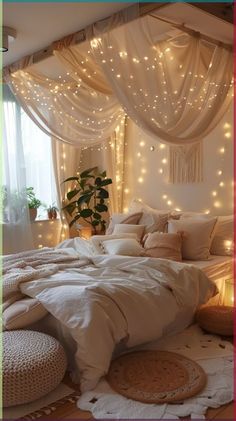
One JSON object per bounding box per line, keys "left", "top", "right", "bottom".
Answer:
{"left": 196, "top": 305, "right": 233, "bottom": 336}
{"left": 3, "top": 330, "right": 67, "bottom": 407}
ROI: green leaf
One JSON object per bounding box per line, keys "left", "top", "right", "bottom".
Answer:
{"left": 95, "top": 177, "right": 102, "bottom": 186}
{"left": 95, "top": 203, "right": 108, "bottom": 213}
{"left": 62, "top": 202, "right": 77, "bottom": 216}
{"left": 99, "top": 171, "right": 106, "bottom": 178}
{"left": 63, "top": 176, "right": 79, "bottom": 183}
{"left": 98, "top": 188, "right": 109, "bottom": 199}
{"left": 80, "top": 167, "right": 97, "bottom": 178}
{"left": 100, "top": 178, "right": 112, "bottom": 187}
{"left": 93, "top": 212, "right": 101, "bottom": 220}
{"left": 92, "top": 220, "right": 99, "bottom": 226}
{"left": 67, "top": 189, "right": 80, "bottom": 201}
{"left": 80, "top": 208, "right": 93, "bottom": 218}
{"left": 77, "top": 194, "right": 92, "bottom": 207}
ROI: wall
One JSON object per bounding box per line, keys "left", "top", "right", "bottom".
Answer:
{"left": 122, "top": 105, "right": 233, "bottom": 216}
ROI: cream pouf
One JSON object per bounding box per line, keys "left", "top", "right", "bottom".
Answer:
{"left": 196, "top": 305, "right": 233, "bottom": 336}
{"left": 3, "top": 330, "right": 67, "bottom": 407}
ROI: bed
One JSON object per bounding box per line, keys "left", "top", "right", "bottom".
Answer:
{"left": 3, "top": 238, "right": 231, "bottom": 392}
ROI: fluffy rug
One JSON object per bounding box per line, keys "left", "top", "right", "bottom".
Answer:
{"left": 78, "top": 325, "right": 233, "bottom": 419}
{"left": 4, "top": 383, "right": 77, "bottom": 420}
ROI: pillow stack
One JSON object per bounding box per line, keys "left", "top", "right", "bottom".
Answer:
{"left": 102, "top": 199, "right": 232, "bottom": 260}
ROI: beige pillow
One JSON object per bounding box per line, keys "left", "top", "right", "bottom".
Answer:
{"left": 170, "top": 211, "right": 206, "bottom": 220}
{"left": 168, "top": 217, "right": 218, "bottom": 260}
{"left": 3, "top": 298, "right": 48, "bottom": 331}
{"left": 106, "top": 212, "right": 142, "bottom": 235}
{"left": 129, "top": 199, "right": 169, "bottom": 233}
{"left": 113, "top": 224, "right": 145, "bottom": 241}
{"left": 210, "top": 215, "right": 233, "bottom": 256}
{"left": 102, "top": 238, "right": 144, "bottom": 256}
{"left": 143, "top": 232, "right": 182, "bottom": 261}
{"left": 90, "top": 233, "right": 138, "bottom": 254}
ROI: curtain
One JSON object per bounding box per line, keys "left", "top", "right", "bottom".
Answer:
{"left": 2, "top": 85, "right": 33, "bottom": 254}
{"left": 88, "top": 15, "right": 233, "bottom": 145}
{"left": 4, "top": 69, "right": 124, "bottom": 147}
{"left": 51, "top": 138, "right": 81, "bottom": 240}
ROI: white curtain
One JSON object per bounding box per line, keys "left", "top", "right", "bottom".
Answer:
{"left": 88, "top": 15, "right": 233, "bottom": 145}
{"left": 4, "top": 69, "right": 124, "bottom": 147}
{"left": 2, "top": 85, "right": 33, "bottom": 254}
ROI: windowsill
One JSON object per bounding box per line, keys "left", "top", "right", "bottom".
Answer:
{"left": 32, "top": 218, "right": 60, "bottom": 223}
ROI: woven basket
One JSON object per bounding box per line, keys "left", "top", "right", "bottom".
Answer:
{"left": 196, "top": 305, "right": 233, "bottom": 336}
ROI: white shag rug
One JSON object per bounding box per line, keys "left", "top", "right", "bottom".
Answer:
{"left": 78, "top": 325, "right": 233, "bottom": 419}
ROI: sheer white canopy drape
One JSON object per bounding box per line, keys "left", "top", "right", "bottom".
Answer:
{"left": 88, "top": 15, "right": 233, "bottom": 145}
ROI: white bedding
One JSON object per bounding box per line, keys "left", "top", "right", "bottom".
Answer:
{"left": 4, "top": 246, "right": 216, "bottom": 392}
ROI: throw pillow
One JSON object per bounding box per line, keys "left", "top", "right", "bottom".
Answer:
{"left": 168, "top": 217, "right": 218, "bottom": 260}
{"left": 143, "top": 232, "right": 182, "bottom": 261}
{"left": 102, "top": 238, "right": 145, "bottom": 256}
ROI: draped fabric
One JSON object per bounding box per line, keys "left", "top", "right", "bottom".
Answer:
{"left": 2, "top": 85, "right": 34, "bottom": 254}
{"left": 5, "top": 69, "right": 124, "bottom": 146}
{"left": 88, "top": 15, "right": 233, "bottom": 145}
{"left": 51, "top": 139, "right": 81, "bottom": 240}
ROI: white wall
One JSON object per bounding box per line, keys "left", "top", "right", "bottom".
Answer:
{"left": 122, "top": 105, "right": 233, "bottom": 216}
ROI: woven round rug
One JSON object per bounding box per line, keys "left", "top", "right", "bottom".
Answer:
{"left": 107, "top": 350, "right": 207, "bottom": 404}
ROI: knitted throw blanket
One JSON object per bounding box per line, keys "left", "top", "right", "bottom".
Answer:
{"left": 2, "top": 247, "right": 88, "bottom": 310}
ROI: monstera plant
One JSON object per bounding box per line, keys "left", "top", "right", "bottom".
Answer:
{"left": 63, "top": 167, "right": 112, "bottom": 233}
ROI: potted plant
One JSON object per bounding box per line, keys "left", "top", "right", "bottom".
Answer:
{"left": 26, "top": 187, "right": 41, "bottom": 221}
{"left": 47, "top": 204, "right": 58, "bottom": 220}
{"left": 62, "top": 167, "right": 112, "bottom": 234}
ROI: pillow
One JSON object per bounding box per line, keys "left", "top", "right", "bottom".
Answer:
{"left": 143, "top": 232, "right": 182, "bottom": 261}
{"left": 91, "top": 233, "right": 138, "bottom": 254}
{"left": 168, "top": 217, "right": 218, "bottom": 260}
{"left": 210, "top": 215, "right": 233, "bottom": 256}
{"left": 3, "top": 298, "right": 48, "bottom": 331}
{"left": 106, "top": 212, "right": 142, "bottom": 235}
{"left": 113, "top": 224, "right": 145, "bottom": 241}
{"left": 129, "top": 199, "right": 169, "bottom": 233}
{"left": 102, "top": 238, "right": 144, "bottom": 256}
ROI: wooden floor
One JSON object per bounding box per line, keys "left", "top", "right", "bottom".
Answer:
{"left": 44, "top": 375, "right": 234, "bottom": 420}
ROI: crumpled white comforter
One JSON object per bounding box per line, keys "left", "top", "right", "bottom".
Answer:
{"left": 19, "top": 249, "right": 216, "bottom": 392}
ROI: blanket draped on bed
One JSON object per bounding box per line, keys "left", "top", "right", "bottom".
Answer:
{"left": 3, "top": 248, "right": 216, "bottom": 391}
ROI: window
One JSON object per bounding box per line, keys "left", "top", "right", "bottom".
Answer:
{"left": 3, "top": 85, "right": 57, "bottom": 220}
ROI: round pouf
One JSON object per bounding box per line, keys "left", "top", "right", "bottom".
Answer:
{"left": 196, "top": 305, "right": 233, "bottom": 336}
{"left": 3, "top": 330, "right": 67, "bottom": 407}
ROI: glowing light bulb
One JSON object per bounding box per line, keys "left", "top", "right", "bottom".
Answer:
{"left": 137, "top": 152, "right": 141, "bottom": 157}
{"left": 224, "top": 132, "right": 231, "bottom": 139}
{"left": 224, "top": 123, "right": 231, "bottom": 129}
{"left": 162, "top": 158, "right": 167, "bottom": 164}
{"left": 217, "top": 170, "right": 222, "bottom": 176}
{"left": 159, "top": 168, "right": 163, "bottom": 174}
{"left": 219, "top": 182, "right": 225, "bottom": 187}
{"left": 124, "top": 188, "right": 130, "bottom": 194}
{"left": 141, "top": 168, "right": 147, "bottom": 174}
{"left": 162, "top": 195, "right": 167, "bottom": 200}
{"left": 159, "top": 144, "right": 166, "bottom": 149}
{"left": 138, "top": 177, "right": 144, "bottom": 183}
{"left": 139, "top": 141, "right": 145, "bottom": 147}
{"left": 150, "top": 146, "right": 155, "bottom": 151}
{"left": 214, "top": 201, "right": 221, "bottom": 208}
{"left": 212, "top": 191, "right": 217, "bottom": 197}
{"left": 220, "top": 147, "right": 225, "bottom": 154}
{"left": 167, "top": 200, "right": 172, "bottom": 206}
{"left": 205, "top": 210, "right": 210, "bottom": 215}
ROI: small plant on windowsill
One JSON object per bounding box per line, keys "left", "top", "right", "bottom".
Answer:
{"left": 26, "top": 187, "right": 41, "bottom": 221}
{"left": 62, "top": 167, "right": 112, "bottom": 234}
{"left": 47, "top": 204, "right": 58, "bottom": 220}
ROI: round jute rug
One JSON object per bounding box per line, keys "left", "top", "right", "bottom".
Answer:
{"left": 107, "top": 350, "right": 206, "bottom": 404}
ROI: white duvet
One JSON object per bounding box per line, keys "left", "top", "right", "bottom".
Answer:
{"left": 17, "top": 248, "right": 216, "bottom": 392}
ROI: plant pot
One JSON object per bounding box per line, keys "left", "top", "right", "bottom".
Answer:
{"left": 29, "top": 208, "right": 37, "bottom": 221}
{"left": 47, "top": 210, "right": 57, "bottom": 219}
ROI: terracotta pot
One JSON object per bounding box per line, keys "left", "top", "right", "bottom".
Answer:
{"left": 48, "top": 210, "right": 57, "bottom": 219}
{"left": 29, "top": 208, "right": 37, "bottom": 221}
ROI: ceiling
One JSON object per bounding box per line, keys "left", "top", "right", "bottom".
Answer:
{"left": 3, "top": 2, "right": 132, "bottom": 66}
{"left": 3, "top": 2, "right": 233, "bottom": 69}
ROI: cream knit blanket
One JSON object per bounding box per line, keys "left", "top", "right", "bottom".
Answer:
{"left": 2, "top": 247, "right": 88, "bottom": 310}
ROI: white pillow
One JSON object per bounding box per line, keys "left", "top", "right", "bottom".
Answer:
{"left": 129, "top": 199, "right": 169, "bottom": 233}
{"left": 102, "top": 238, "right": 144, "bottom": 256}
{"left": 170, "top": 210, "right": 206, "bottom": 219}
{"left": 113, "top": 224, "right": 145, "bottom": 241}
{"left": 168, "top": 217, "right": 218, "bottom": 260}
{"left": 210, "top": 215, "right": 233, "bottom": 256}
{"left": 106, "top": 212, "right": 142, "bottom": 235}
{"left": 91, "top": 233, "right": 138, "bottom": 254}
